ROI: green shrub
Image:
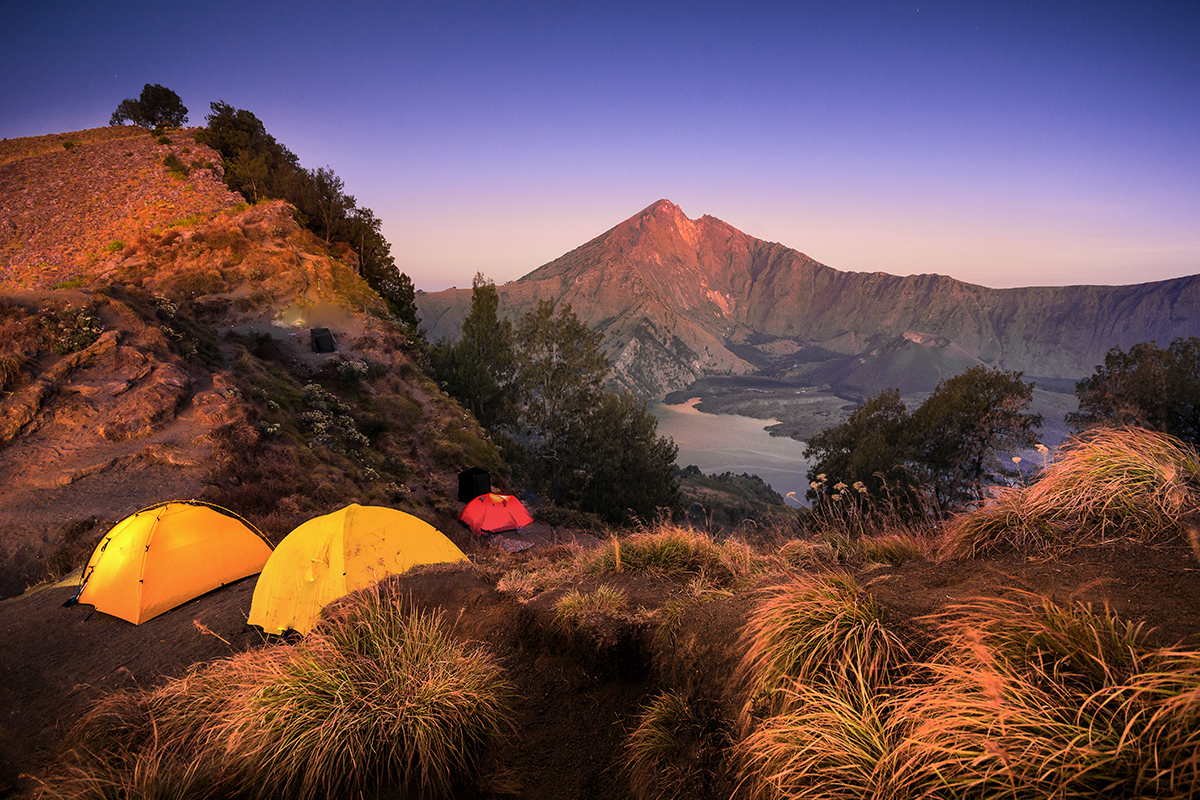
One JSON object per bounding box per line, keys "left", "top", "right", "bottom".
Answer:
{"left": 50, "top": 275, "right": 87, "bottom": 290}
{"left": 162, "top": 152, "right": 189, "bottom": 177}
{"left": 47, "top": 304, "right": 103, "bottom": 354}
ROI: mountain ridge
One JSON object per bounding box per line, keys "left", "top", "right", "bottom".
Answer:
{"left": 416, "top": 199, "right": 1200, "bottom": 400}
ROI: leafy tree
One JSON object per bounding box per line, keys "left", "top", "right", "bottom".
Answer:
{"left": 559, "top": 391, "right": 681, "bottom": 524}
{"left": 390, "top": 271, "right": 420, "bottom": 332}
{"left": 804, "top": 387, "right": 916, "bottom": 506}
{"left": 805, "top": 367, "right": 1042, "bottom": 517}
{"left": 301, "top": 166, "right": 350, "bottom": 245}
{"left": 514, "top": 300, "right": 609, "bottom": 503}
{"left": 1067, "top": 337, "right": 1200, "bottom": 445}
{"left": 910, "top": 366, "right": 1042, "bottom": 510}
{"left": 109, "top": 84, "right": 188, "bottom": 129}
{"left": 432, "top": 293, "right": 680, "bottom": 520}
{"left": 196, "top": 102, "right": 302, "bottom": 201}
{"left": 431, "top": 275, "right": 517, "bottom": 430}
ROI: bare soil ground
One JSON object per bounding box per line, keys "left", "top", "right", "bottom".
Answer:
{"left": 3, "top": 538, "right": 1198, "bottom": 799}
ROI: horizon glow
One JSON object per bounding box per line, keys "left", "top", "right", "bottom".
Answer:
{"left": 2, "top": 1, "right": 1197, "bottom": 293}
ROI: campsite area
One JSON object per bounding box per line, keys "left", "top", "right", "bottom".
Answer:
{"left": 3, "top": 127, "right": 1200, "bottom": 799}
{"left": 3, "top": 519, "right": 1200, "bottom": 798}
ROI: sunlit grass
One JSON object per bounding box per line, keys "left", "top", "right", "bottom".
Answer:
{"left": 47, "top": 583, "right": 513, "bottom": 800}
{"left": 554, "top": 584, "right": 628, "bottom": 627}
{"left": 942, "top": 427, "right": 1200, "bottom": 559}
{"left": 736, "top": 677, "right": 897, "bottom": 800}
{"left": 731, "top": 577, "right": 1200, "bottom": 799}
{"left": 584, "top": 523, "right": 761, "bottom": 586}
{"left": 736, "top": 571, "right": 911, "bottom": 726}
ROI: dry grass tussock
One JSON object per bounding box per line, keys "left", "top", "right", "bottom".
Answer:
{"left": 731, "top": 572, "right": 1200, "bottom": 800}
{"left": 778, "top": 528, "right": 932, "bottom": 571}
{"left": 41, "top": 583, "right": 513, "bottom": 800}
{"left": 735, "top": 571, "right": 912, "bottom": 728}
{"left": 941, "top": 427, "right": 1200, "bottom": 560}
{"left": 625, "top": 689, "right": 732, "bottom": 800}
{"left": 583, "top": 523, "right": 773, "bottom": 588}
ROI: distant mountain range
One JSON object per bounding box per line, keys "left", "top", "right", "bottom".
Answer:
{"left": 416, "top": 199, "right": 1200, "bottom": 403}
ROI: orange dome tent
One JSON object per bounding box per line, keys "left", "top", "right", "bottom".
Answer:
{"left": 248, "top": 504, "right": 468, "bottom": 635}
{"left": 459, "top": 493, "right": 534, "bottom": 536}
{"left": 67, "top": 501, "right": 272, "bottom": 625}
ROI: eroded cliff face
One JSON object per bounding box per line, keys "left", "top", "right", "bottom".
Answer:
{"left": 417, "top": 199, "right": 1200, "bottom": 399}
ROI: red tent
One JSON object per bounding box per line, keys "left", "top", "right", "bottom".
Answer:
{"left": 459, "top": 493, "right": 534, "bottom": 536}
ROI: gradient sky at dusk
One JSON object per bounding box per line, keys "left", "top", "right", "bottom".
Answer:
{"left": 4, "top": 1, "right": 1198, "bottom": 292}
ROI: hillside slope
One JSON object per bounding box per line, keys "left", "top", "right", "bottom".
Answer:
{"left": 0, "top": 127, "right": 502, "bottom": 596}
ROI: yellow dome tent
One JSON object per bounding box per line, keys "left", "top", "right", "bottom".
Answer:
{"left": 68, "top": 501, "right": 273, "bottom": 625}
{"left": 248, "top": 504, "right": 468, "bottom": 635}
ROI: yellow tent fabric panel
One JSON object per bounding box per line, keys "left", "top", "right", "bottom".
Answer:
{"left": 249, "top": 504, "right": 467, "bottom": 636}
{"left": 76, "top": 502, "right": 272, "bottom": 625}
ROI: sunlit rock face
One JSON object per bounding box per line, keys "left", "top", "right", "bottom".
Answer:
{"left": 417, "top": 199, "right": 1200, "bottom": 400}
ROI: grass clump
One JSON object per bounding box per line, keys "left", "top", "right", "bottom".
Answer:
{"left": 942, "top": 427, "right": 1200, "bottom": 559}
{"left": 732, "top": 572, "right": 910, "bottom": 798}
{"left": 555, "top": 584, "right": 628, "bottom": 627}
{"left": 584, "top": 524, "right": 753, "bottom": 586}
{"left": 732, "top": 582, "right": 1200, "bottom": 799}
{"left": 736, "top": 571, "right": 911, "bottom": 724}
{"left": 856, "top": 531, "right": 928, "bottom": 566}
{"left": 736, "top": 678, "right": 897, "bottom": 800}
{"left": 625, "top": 690, "right": 731, "bottom": 800}
{"left": 884, "top": 594, "right": 1200, "bottom": 799}
{"left": 51, "top": 584, "right": 513, "bottom": 800}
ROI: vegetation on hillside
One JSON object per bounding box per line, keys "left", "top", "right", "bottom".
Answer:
{"left": 206, "top": 325, "right": 504, "bottom": 540}
{"left": 109, "top": 83, "right": 188, "bottom": 130}
{"left": 1068, "top": 336, "right": 1200, "bottom": 446}
{"left": 194, "top": 101, "right": 419, "bottom": 328}
{"left": 431, "top": 276, "right": 680, "bottom": 525}
{"left": 804, "top": 367, "right": 1042, "bottom": 517}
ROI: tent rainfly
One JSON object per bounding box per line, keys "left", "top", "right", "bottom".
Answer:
{"left": 66, "top": 501, "right": 272, "bottom": 625}
{"left": 459, "top": 493, "right": 534, "bottom": 536}
{"left": 248, "top": 504, "right": 467, "bottom": 636}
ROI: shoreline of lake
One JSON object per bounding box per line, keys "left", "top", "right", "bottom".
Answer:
{"left": 649, "top": 399, "right": 812, "bottom": 507}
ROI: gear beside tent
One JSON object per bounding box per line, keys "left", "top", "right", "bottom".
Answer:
{"left": 66, "top": 501, "right": 272, "bottom": 625}
{"left": 248, "top": 504, "right": 467, "bottom": 636}
{"left": 459, "top": 493, "right": 534, "bottom": 536}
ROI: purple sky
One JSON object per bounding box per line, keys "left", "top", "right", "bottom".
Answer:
{"left": 4, "top": 1, "right": 1198, "bottom": 292}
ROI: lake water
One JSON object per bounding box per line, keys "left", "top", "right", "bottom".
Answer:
{"left": 649, "top": 399, "right": 812, "bottom": 507}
